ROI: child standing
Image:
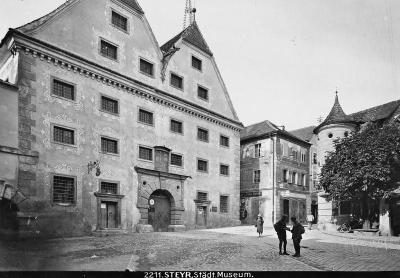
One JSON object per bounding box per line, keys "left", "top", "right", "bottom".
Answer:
{"left": 256, "top": 214, "right": 264, "bottom": 237}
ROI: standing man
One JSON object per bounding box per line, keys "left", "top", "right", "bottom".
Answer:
{"left": 290, "top": 216, "right": 305, "bottom": 257}
{"left": 273, "top": 215, "right": 290, "bottom": 255}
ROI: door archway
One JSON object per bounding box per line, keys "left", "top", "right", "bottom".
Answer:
{"left": 148, "top": 190, "right": 173, "bottom": 232}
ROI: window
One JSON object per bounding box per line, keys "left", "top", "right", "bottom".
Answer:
{"left": 100, "top": 181, "right": 118, "bottom": 195}
{"left": 171, "top": 153, "right": 183, "bottom": 167}
{"left": 170, "top": 119, "right": 183, "bottom": 134}
{"left": 139, "top": 146, "right": 153, "bottom": 161}
{"left": 52, "top": 79, "right": 75, "bottom": 101}
{"left": 254, "top": 170, "right": 261, "bottom": 183}
{"left": 283, "top": 170, "right": 288, "bottom": 182}
{"left": 197, "top": 191, "right": 208, "bottom": 202}
{"left": 197, "top": 159, "right": 208, "bottom": 172}
{"left": 101, "top": 137, "right": 118, "bottom": 154}
{"left": 220, "top": 196, "right": 229, "bottom": 213}
{"left": 192, "top": 56, "right": 202, "bottom": 71}
{"left": 328, "top": 133, "right": 333, "bottom": 138}
{"left": 139, "top": 58, "right": 154, "bottom": 77}
{"left": 220, "top": 135, "right": 230, "bottom": 147}
{"left": 170, "top": 73, "right": 183, "bottom": 90}
{"left": 111, "top": 11, "right": 128, "bottom": 31}
{"left": 301, "top": 152, "right": 306, "bottom": 163}
{"left": 101, "top": 96, "right": 119, "bottom": 114}
{"left": 220, "top": 164, "right": 229, "bottom": 176}
{"left": 255, "top": 144, "right": 261, "bottom": 158}
{"left": 100, "top": 39, "right": 118, "bottom": 60}
{"left": 344, "top": 131, "right": 349, "bottom": 137}
{"left": 198, "top": 86, "right": 208, "bottom": 101}
{"left": 301, "top": 174, "right": 306, "bottom": 186}
{"left": 53, "top": 126, "right": 75, "bottom": 145}
{"left": 197, "top": 128, "right": 209, "bottom": 142}
{"left": 138, "top": 109, "right": 154, "bottom": 125}
{"left": 292, "top": 150, "right": 298, "bottom": 160}
{"left": 313, "top": 153, "right": 317, "bottom": 164}
{"left": 53, "top": 175, "right": 75, "bottom": 205}
{"left": 292, "top": 172, "right": 297, "bottom": 184}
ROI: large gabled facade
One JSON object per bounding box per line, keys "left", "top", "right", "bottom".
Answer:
{"left": 0, "top": 0, "right": 242, "bottom": 237}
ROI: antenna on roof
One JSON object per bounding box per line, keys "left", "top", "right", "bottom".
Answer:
{"left": 183, "top": 0, "right": 197, "bottom": 30}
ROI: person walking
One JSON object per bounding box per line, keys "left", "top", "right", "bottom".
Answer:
{"left": 273, "top": 215, "right": 290, "bottom": 255}
{"left": 290, "top": 216, "right": 305, "bottom": 257}
{"left": 255, "top": 214, "right": 264, "bottom": 237}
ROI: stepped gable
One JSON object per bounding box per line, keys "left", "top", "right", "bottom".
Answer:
{"left": 161, "top": 21, "right": 213, "bottom": 56}
{"left": 314, "top": 94, "right": 357, "bottom": 134}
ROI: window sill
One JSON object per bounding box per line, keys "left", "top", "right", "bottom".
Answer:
{"left": 100, "top": 151, "right": 120, "bottom": 157}
{"left": 111, "top": 24, "right": 129, "bottom": 34}
{"left": 52, "top": 202, "right": 76, "bottom": 207}
{"left": 139, "top": 71, "right": 155, "bottom": 79}
{"left": 138, "top": 121, "right": 155, "bottom": 127}
{"left": 100, "top": 109, "right": 120, "bottom": 117}
{"left": 138, "top": 158, "right": 153, "bottom": 163}
{"left": 52, "top": 141, "right": 77, "bottom": 148}
{"left": 170, "top": 85, "right": 184, "bottom": 91}
{"left": 51, "top": 94, "right": 77, "bottom": 103}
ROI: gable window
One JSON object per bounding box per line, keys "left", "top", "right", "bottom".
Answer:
{"left": 220, "top": 135, "right": 230, "bottom": 148}
{"left": 197, "top": 159, "right": 208, "bottom": 173}
{"left": 100, "top": 39, "right": 118, "bottom": 60}
{"left": 138, "top": 109, "right": 154, "bottom": 125}
{"left": 170, "top": 119, "right": 183, "bottom": 134}
{"left": 192, "top": 56, "right": 202, "bottom": 71}
{"left": 197, "top": 191, "right": 208, "bottom": 202}
{"left": 52, "top": 79, "right": 75, "bottom": 101}
{"left": 139, "top": 146, "right": 153, "bottom": 161}
{"left": 52, "top": 175, "right": 76, "bottom": 205}
{"left": 220, "top": 196, "right": 229, "bottom": 213}
{"left": 101, "top": 137, "right": 118, "bottom": 154}
{"left": 254, "top": 170, "right": 261, "bottom": 183}
{"left": 101, "top": 96, "right": 119, "bottom": 114}
{"left": 198, "top": 86, "right": 209, "bottom": 101}
{"left": 111, "top": 11, "right": 128, "bottom": 32}
{"left": 139, "top": 58, "right": 154, "bottom": 77}
{"left": 255, "top": 144, "right": 261, "bottom": 158}
{"left": 53, "top": 126, "right": 75, "bottom": 145}
{"left": 220, "top": 164, "right": 229, "bottom": 176}
{"left": 100, "top": 181, "right": 118, "bottom": 195}
{"left": 197, "top": 128, "right": 209, "bottom": 142}
{"left": 171, "top": 153, "right": 183, "bottom": 167}
{"left": 170, "top": 73, "right": 183, "bottom": 90}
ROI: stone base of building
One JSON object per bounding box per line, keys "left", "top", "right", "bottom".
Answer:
{"left": 136, "top": 224, "right": 154, "bottom": 233}
{"left": 167, "top": 225, "right": 186, "bottom": 232}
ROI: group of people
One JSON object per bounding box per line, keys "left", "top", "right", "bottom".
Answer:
{"left": 256, "top": 214, "right": 305, "bottom": 257}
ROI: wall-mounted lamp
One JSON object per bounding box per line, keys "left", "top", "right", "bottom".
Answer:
{"left": 88, "top": 160, "right": 101, "bottom": 176}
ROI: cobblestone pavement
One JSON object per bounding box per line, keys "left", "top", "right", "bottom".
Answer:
{"left": 0, "top": 226, "right": 399, "bottom": 271}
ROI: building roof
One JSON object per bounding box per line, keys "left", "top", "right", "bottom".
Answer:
{"left": 314, "top": 94, "right": 357, "bottom": 133}
{"left": 119, "top": 0, "right": 144, "bottom": 14}
{"left": 0, "top": 79, "right": 18, "bottom": 90}
{"left": 161, "top": 21, "right": 213, "bottom": 56}
{"left": 289, "top": 126, "right": 316, "bottom": 142}
{"left": 349, "top": 99, "right": 400, "bottom": 123}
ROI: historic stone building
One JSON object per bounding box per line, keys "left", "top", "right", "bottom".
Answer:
{"left": 240, "top": 121, "right": 312, "bottom": 226}
{"left": 0, "top": 0, "right": 242, "bottom": 237}
{"left": 293, "top": 94, "right": 400, "bottom": 235}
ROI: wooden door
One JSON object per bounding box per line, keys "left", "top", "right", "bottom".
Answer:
{"left": 107, "top": 203, "right": 117, "bottom": 228}
{"left": 149, "top": 195, "right": 171, "bottom": 232}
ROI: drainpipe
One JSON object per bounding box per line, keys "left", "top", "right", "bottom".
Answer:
{"left": 272, "top": 135, "right": 276, "bottom": 225}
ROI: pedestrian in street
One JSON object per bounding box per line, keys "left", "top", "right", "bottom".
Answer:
{"left": 290, "top": 216, "right": 305, "bottom": 257}
{"left": 307, "top": 214, "right": 314, "bottom": 230}
{"left": 255, "top": 214, "right": 264, "bottom": 237}
{"left": 273, "top": 215, "right": 290, "bottom": 255}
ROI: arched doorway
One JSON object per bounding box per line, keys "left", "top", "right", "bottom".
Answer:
{"left": 148, "top": 190, "right": 172, "bottom": 232}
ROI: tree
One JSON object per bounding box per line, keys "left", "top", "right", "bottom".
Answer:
{"left": 318, "top": 122, "right": 400, "bottom": 223}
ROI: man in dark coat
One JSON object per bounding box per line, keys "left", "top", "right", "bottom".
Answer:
{"left": 290, "top": 216, "right": 305, "bottom": 257}
{"left": 274, "top": 215, "right": 290, "bottom": 255}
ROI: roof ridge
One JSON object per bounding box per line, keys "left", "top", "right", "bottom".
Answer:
{"left": 349, "top": 99, "right": 400, "bottom": 116}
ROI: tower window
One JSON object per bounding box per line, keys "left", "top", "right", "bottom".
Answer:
{"left": 328, "top": 133, "right": 333, "bottom": 138}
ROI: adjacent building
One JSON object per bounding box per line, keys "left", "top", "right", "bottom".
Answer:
{"left": 240, "top": 121, "right": 312, "bottom": 226}
{"left": 0, "top": 0, "right": 243, "bottom": 237}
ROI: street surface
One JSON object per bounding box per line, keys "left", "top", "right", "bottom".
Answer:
{"left": 1, "top": 226, "right": 399, "bottom": 271}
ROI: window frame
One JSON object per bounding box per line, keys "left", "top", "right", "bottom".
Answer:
{"left": 197, "top": 84, "right": 209, "bottom": 102}
{"left": 51, "top": 124, "right": 76, "bottom": 147}
{"left": 110, "top": 9, "right": 129, "bottom": 33}
{"left": 283, "top": 169, "right": 288, "bottom": 183}
{"left": 219, "top": 195, "right": 229, "bottom": 213}
{"left": 191, "top": 55, "right": 203, "bottom": 72}
{"left": 137, "top": 107, "right": 155, "bottom": 127}
{"left": 220, "top": 134, "right": 230, "bottom": 148}
{"left": 253, "top": 170, "right": 261, "bottom": 183}
{"left": 138, "top": 145, "right": 154, "bottom": 162}
{"left": 197, "top": 158, "right": 209, "bottom": 173}
{"left": 196, "top": 190, "right": 208, "bottom": 202}
{"left": 170, "top": 152, "right": 184, "bottom": 168}
{"left": 170, "top": 72, "right": 184, "bottom": 91}
{"left": 50, "top": 76, "right": 77, "bottom": 102}
{"left": 197, "top": 127, "right": 209, "bottom": 143}
{"left": 219, "top": 164, "right": 230, "bottom": 177}
{"left": 99, "top": 38, "right": 119, "bottom": 61}
{"left": 99, "top": 179, "right": 120, "bottom": 195}
{"left": 100, "top": 136, "right": 119, "bottom": 155}
{"left": 254, "top": 143, "right": 261, "bottom": 158}
{"left": 51, "top": 173, "right": 77, "bottom": 207}
{"left": 100, "top": 94, "right": 120, "bottom": 116}
{"left": 170, "top": 118, "right": 184, "bottom": 135}
{"left": 139, "top": 57, "right": 155, "bottom": 78}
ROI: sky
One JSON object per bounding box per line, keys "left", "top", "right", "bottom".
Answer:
{"left": 1, "top": 0, "right": 400, "bottom": 130}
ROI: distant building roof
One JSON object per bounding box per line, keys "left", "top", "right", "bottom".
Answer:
{"left": 289, "top": 126, "right": 316, "bottom": 142}
{"left": 314, "top": 94, "right": 357, "bottom": 133}
{"left": 161, "top": 21, "right": 213, "bottom": 56}
{"left": 349, "top": 99, "right": 400, "bottom": 123}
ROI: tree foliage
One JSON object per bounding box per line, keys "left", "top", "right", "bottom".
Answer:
{"left": 318, "top": 122, "right": 400, "bottom": 216}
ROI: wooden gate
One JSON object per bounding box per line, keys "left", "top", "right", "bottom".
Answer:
{"left": 148, "top": 191, "right": 171, "bottom": 232}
